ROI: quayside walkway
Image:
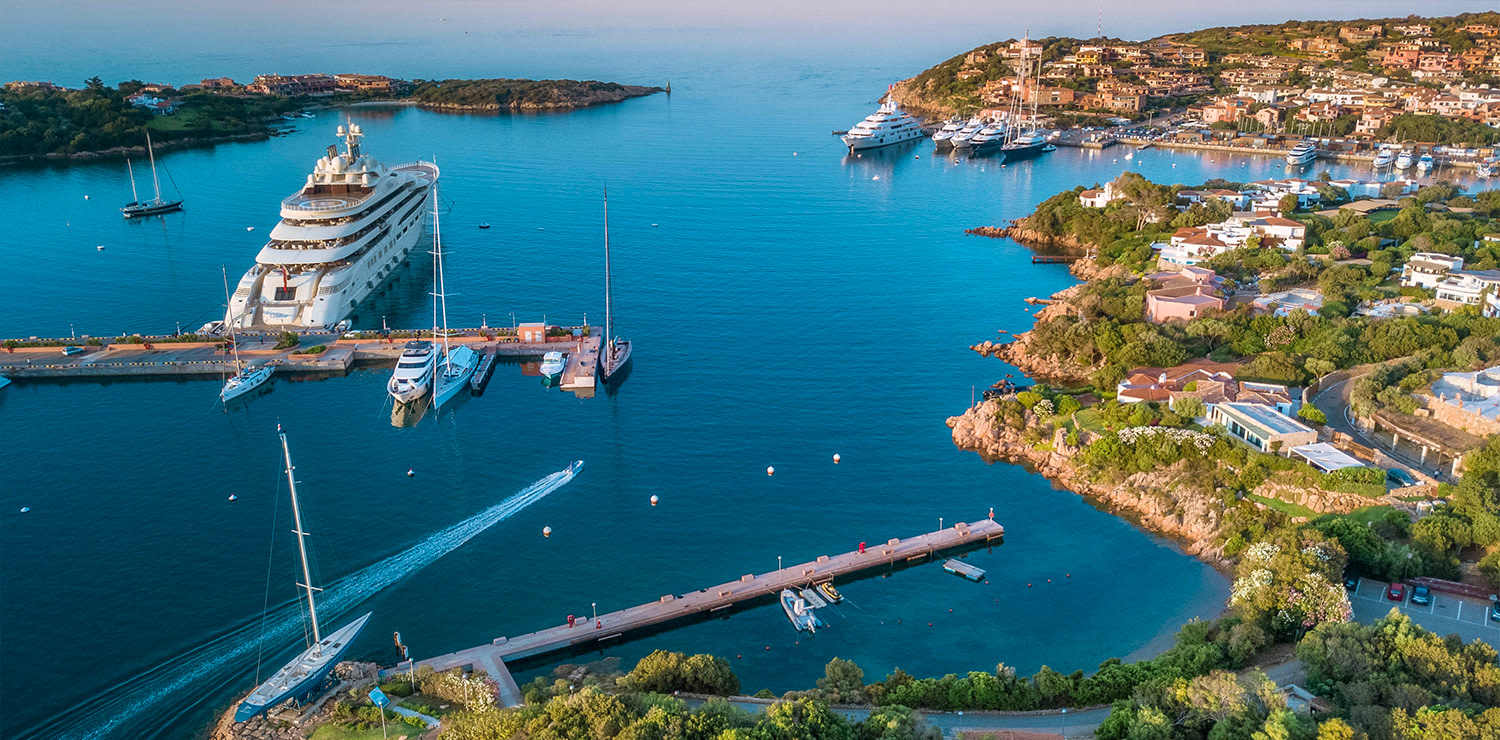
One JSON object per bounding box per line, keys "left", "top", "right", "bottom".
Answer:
{"left": 403, "top": 519, "right": 1005, "bottom": 707}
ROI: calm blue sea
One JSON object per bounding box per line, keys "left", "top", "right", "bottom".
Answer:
{"left": 0, "top": 28, "right": 1469, "bottom": 740}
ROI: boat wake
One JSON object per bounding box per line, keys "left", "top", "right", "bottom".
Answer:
{"left": 27, "top": 463, "right": 583, "bottom": 740}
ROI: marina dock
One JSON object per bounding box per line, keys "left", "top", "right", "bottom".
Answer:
{"left": 0, "top": 325, "right": 603, "bottom": 393}
{"left": 402, "top": 519, "right": 1004, "bottom": 706}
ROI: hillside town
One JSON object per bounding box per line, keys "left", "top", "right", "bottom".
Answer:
{"left": 4, "top": 73, "right": 410, "bottom": 116}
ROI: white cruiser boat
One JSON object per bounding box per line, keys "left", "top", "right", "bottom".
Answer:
{"left": 539, "top": 351, "right": 566, "bottom": 380}
{"left": 226, "top": 123, "right": 438, "bottom": 331}
{"left": 949, "top": 119, "right": 985, "bottom": 149}
{"left": 1372, "top": 149, "right": 1396, "bottom": 170}
{"left": 968, "top": 123, "right": 1010, "bottom": 156}
{"left": 931, "top": 119, "right": 965, "bottom": 149}
{"left": 235, "top": 428, "right": 370, "bottom": 722}
{"left": 1395, "top": 151, "right": 1414, "bottom": 170}
{"left": 1285, "top": 142, "right": 1317, "bottom": 166}
{"left": 387, "top": 341, "right": 437, "bottom": 403}
{"left": 841, "top": 92, "right": 926, "bottom": 153}
{"left": 1480, "top": 158, "right": 1495, "bottom": 179}
{"left": 1417, "top": 153, "right": 1435, "bottom": 172}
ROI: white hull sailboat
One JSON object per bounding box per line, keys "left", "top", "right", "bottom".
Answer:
{"left": 235, "top": 428, "right": 370, "bottom": 722}
{"left": 220, "top": 267, "right": 274, "bottom": 404}
{"left": 600, "top": 188, "right": 632, "bottom": 384}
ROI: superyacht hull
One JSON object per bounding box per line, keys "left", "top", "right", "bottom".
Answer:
{"left": 1000, "top": 142, "right": 1047, "bottom": 161}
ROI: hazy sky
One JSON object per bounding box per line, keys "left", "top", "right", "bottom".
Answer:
{"left": 1, "top": 0, "right": 1493, "bottom": 84}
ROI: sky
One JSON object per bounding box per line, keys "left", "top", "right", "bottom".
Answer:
{"left": 0, "top": 0, "right": 1494, "bottom": 85}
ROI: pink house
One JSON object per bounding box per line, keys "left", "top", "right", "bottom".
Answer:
{"left": 1145, "top": 266, "right": 1227, "bottom": 323}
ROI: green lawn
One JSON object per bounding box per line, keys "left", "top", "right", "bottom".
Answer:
{"left": 1247, "top": 493, "right": 1318, "bottom": 519}
{"left": 1366, "top": 210, "right": 1399, "bottom": 224}
{"left": 1339, "top": 505, "right": 1399, "bottom": 525}
{"left": 1073, "top": 408, "right": 1109, "bottom": 434}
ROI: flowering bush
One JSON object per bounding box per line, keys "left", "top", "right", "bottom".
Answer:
{"left": 1032, "top": 398, "right": 1055, "bottom": 417}
{"left": 1230, "top": 533, "right": 1350, "bottom": 639}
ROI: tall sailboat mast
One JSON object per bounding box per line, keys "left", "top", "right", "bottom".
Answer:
{"left": 603, "top": 187, "right": 612, "bottom": 354}
{"left": 223, "top": 267, "right": 244, "bottom": 371}
{"left": 127, "top": 159, "right": 140, "bottom": 203}
{"left": 146, "top": 131, "right": 164, "bottom": 203}
{"left": 430, "top": 184, "right": 451, "bottom": 361}
{"left": 280, "top": 429, "right": 323, "bottom": 648}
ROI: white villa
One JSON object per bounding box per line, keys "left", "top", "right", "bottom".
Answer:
{"left": 1433, "top": 269, "right": 1500, "bottom": 311}
{"left": 1401, "top": 252, "right": 1465, "bottom": 289}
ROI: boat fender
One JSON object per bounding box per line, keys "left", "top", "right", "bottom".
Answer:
{"left": 407, "top": 469, "right": 415, "bottom": 477}
{"left": 833, "top": 453, "right": 841, "bottom": 464}
{"left": 650, "top": 495, "right": 659, "bottom": 506}
{"left": 543, "top": 526, "right": 552, "bottom": 538}
{"left": 766, "top": 466, "right": 774, "bottom": 476}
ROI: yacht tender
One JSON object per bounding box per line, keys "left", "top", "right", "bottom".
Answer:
{"left": 227, "top": 123, "right": 438, "bottom": 331}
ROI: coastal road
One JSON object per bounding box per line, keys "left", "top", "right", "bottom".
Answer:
{"left": 685, "top": 697, "right": 1110, "bottom": 739}
{"left": 1348, "top": 577, "right": 1500, "bottom": 649}
{"left": 1307, "top": 375, "right": 1444, "bottom": 481}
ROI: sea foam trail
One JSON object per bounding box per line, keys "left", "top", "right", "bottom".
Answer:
{"left": 28, "top": 464, "right": 580, "bottom": 740}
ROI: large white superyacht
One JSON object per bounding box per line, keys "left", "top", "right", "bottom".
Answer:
{"left": 226, "top": 123, "right": 439, "bottom": 330}
{"left": 841, "top": 90, "right": 926, "bottom": 153}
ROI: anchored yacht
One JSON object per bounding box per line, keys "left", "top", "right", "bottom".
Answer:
{"left": 226, "top": 123, "right": 439, "bottom": 330}
{"left": 931, "top": 119, "right": 965, "bottom": 149}
{"left": 388, "top": 341, "right": 437, "bottom": 404}
{"left": 949, "top": 119, "right": 985, "bottom": 150}
{"left": 1285, "top": 142, "right": 1318, "bottom": 166}
{"left": 841, "top": 91, "right": 926, "bottom": 152}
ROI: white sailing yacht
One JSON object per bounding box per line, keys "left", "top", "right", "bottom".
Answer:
{"left": 600, "top": 188, "right": 632, "bottom": 383}
{"left": 121, "top": 131, "right": 183, "bottom": 218}
{"left": 235, "top": 428, "right": 371, "bottom": 722}
{"left": 429, "top": 183, "right": 478, "bottom": 410}
{"left": 220, "top": 267, "right": 274, "bottom": 404}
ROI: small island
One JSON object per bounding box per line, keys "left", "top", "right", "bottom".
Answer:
{"left": 0, "top": 73, "right": 664, "bottom": 161}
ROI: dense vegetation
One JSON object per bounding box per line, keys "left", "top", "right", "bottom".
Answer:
{"left": 0, "top": 77, "right": 300, "bottom": 157}
{"left": 409, "top": 79, "right": 662, "bottom": 110}
{"left": 1378, "top": 113, "right": 1500, "bottom": 147}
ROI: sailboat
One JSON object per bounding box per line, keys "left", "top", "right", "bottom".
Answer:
{"left": 430, "top": 182, "right": 478, "bottom": 410}
{"left": 220, "top": 267, "right": 274, "bottom": 404}
{"left": 235, "top": 428, "right": 371, "bottom": 722}
{"left": 600, "top": 188, "right": 632, "bottom": 383}
{"left": 121, "top": 131, "right": 183, "bottom": 218}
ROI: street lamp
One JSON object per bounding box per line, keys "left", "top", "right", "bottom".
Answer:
{"left": 1062, "top": 708, "right": 1069, "bottom": 739}
{"left": 778, "top": 555, "right": 782, "bottom": 571}
{"left": 592, "top": 602, "right": 597, "bottom": 623}
{"left": 509, "top": 311, "right": 516, "bottom": 329}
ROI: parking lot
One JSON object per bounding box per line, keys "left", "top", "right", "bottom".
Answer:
{"left": 1348, "top": 578, "right": 1500, "bottom": 647}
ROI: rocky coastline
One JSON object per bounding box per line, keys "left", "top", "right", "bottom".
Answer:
{"left": 0, "top": 132, "right": 275, "bottom": 164}
{"left": 966, "top": 222, "right": 1097, "bottom": 253}
{"left": 414, "top": 83, "right": 663, "bottom": 111}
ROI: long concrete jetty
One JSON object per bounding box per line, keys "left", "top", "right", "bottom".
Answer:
{"left": 406, "top": 519, "right": 1004, "bottom": 706}
{"left": 0, "top": 325, "right": 602, "bottom": 391}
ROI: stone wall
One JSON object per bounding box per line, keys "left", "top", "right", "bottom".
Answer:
{"left": 1419, "top": 393, "right": 1500, "bottom": 437}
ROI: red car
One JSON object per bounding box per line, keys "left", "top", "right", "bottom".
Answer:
{"left": 1387, "top": 583, "right": 1407, "bottom": 601}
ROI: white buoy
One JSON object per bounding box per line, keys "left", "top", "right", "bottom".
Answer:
{"left": 766, "top": 466, "right": 775, "bottom": 477}
{"left": 20, "top": 507, "right": 30, "bottom": 513}
{"left": 407, "top": 469, "right": 415, "bottom": 478}
{"left": 84, "top": 195, "right": 90, "bottom": 200}
{"left": 793, "top": 152, "right": 798, "bottom": 156}
{"left": 96, "top": 245, "right": 105, "bottom": 251}
{"left": 650, "top": 494, "right": 659, "bottom": 506}
{"left": 873, "top": 175, "right": 880, "bottom": 180}
{"left": 833, "top": 453, "right": 841, "bottom": 464}
{"left": 228, "top": 494, "right": 238, "bottom": 501}
{"left": 246, "top": 226, "right": 255, "bottom": 231}
{"left": 651, "top": 223, "right": 659, "bottom": 227}
{"left": 543, "top": 525, "right": 552, "bottom": 537}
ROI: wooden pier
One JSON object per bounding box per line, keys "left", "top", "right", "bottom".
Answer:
{"left": 404, "top": 519, "right": 1004, "bottom": 706}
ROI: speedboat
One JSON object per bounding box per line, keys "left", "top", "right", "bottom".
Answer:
{"left": 539, "top": 351, "right": 566, "bottom": 380}
{"left": 1417, "top": 153, "right": 1435, "bottom": 172}
{"left": 1480, "top": 159, "right": 1495, "bottom": 179}
{"left": 931, "top": 119, "right": 965, "bottom": 149}
{"left": 780, "top": 589, "right": 822, "bottom": 633}
{"left": 1285, "top": 141, "right": 1317, "bottom": 166}
{"left": 1372, "top": 149, "right": 1396, "bottom": 169}
{"left": 387, "top": 341, "right": 437, "bottom": 404}
{"left": 478, "top": 222, "right": 491, "bottom": 229}
{"left": 840, "top": 92, "right": 926, "bottom": 152}
{"left": 948, "top": 119, "right": 985, "bottom": 149}
{"left": 816, "top": 582, "right": 843, "bottom": 603}
{"left": 968, "top": 123, "right": 1009, "bottom": 156}
{"left": 1395, "top": 151, "right": 1414, "bottom": 170}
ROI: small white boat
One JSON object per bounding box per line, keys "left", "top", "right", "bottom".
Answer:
{"left": 1395, "top": 151, "right": 1414, "bottom": 170}
{"left": 780, "top": 589, "right": 822, "bottom": 633}
{"left": 1285, "top": 142, "right": 1317, "bottom": 166}
{"left": 539, "top": 351, "right": 566, "bottom": 379}
{"left": 1480, "top": 159, "right": 1495, "bottom": 179}
{"left": 1417, "top": 153, "right": 1435, "bottom": 172}
{"left": 220, "top": 268, "right": 274, "bottom": 404}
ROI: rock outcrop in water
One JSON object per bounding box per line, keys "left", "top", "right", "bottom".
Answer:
{"left": 208, "top": 662, "right": 381, "bottom": 740}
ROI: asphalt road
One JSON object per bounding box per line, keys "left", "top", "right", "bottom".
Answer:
{"left": 1307, "top": 375, "right": 1445, "bottom": 482}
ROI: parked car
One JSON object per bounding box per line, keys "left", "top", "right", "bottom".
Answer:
{"left": 1387, "top": 469, "right": 1419, "bottom": 488}
{"left": 61, "top": 346, "right": 84, "bottom": 356}
{"left": 1344, "top": 574, "right": 1359, "bottom": 592}
{"left": 1410, "top": 584, "right": 1431, "bottom": 605}
{"left": 1489, "top": 597, "right": 1500, "bottom": 621}
{"left": 1387, "top": 583, "right": 1406, "bottom": 601}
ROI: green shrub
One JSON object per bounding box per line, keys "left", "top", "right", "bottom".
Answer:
{"left": 1298, "top": 404, "right": 1327, "bottom": 424}
{"left": 274, "top": 331, "right": 301, "bottom": 350}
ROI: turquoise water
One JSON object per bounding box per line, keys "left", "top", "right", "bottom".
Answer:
{"left": 0, "top": 40, "right": 1444, "bottom": 739}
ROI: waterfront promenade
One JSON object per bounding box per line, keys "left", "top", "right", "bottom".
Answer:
{"left": 402, "top": 519, "right": 1005, "bottom": 707}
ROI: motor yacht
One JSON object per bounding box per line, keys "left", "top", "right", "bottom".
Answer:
{"left": 1285, "top": 142, "right": 1318, "bottom": 166}
{"left": 1372, "top": 149, "right": 1396, "bottom": 169}
{"left": 1416, "top": 153, "right": 1435, "bottom": 172}
{"left": 1395, "top": 151, "right": 1414, "bottom": 170}
{"left": 949, "top": 119, "right": 985, "bottom": 149}
{"left": 968, "top": 122, "right": 1010, "bottom": 156}
{"left": 931, "top": 119, "right": 965, "bottom": 149}
{"left": 841, "top": 92, "right": 927, "bottom": 152}
{"left": 387, "top": 341, "right": 437, "bottom": 404}
{"left": 227, "top": 123, "right": 438, "bottom": 330}
{"left": 539, "top": 351, "right": 566, "bottom": 380}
